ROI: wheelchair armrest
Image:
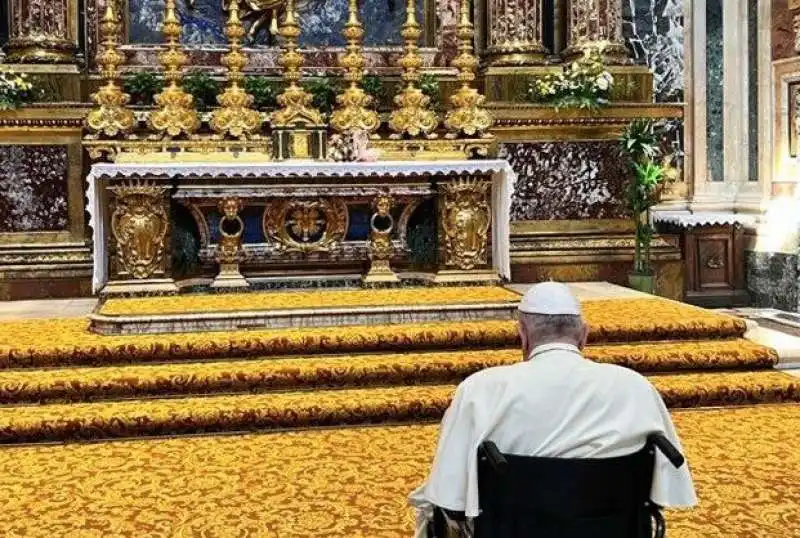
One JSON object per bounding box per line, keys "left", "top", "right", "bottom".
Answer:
{"left": 478, "top": 441, "right": 508, "bottom": 474}
{"left": 647, "top": 433, "right": 685, "bottom": 469}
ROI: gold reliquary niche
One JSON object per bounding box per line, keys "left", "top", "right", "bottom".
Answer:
{"left": 83, "top": 0, "right": 494, "bottom": 163}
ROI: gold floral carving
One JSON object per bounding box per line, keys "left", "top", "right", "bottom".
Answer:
{"left": 444, "top": 0, "right": 493, "bottom": 139}
{"left": 564, "top": 0, "right": 630, "bottom": 64}
{"left": 212, "top": 197, "right": 249, "bottom": 288}
{"left": 147, "top": 0, "right": 201, "bottom": 139}
{"left": 85, "top": 0, "right": 136, "bottom": 139}
{"left": 7, "top": 0, "right": 76, "bottom": 63}
{"left": 485, "top": 0, "right": 547, "bottom": 65}
{"left": 210, "top": 0, "right": 263, "bottom": 140}
{"left": 263, "top": 199, "right": 348, "bottom": 253}
{"left": 439, "top": 177, "right": 491, "bottom": 270}
{"left": 364, "top": 194, "right": 399, "bottom": 283}
{"left": 330, "top": 0, "right": 380, "bottom": 135}
{"left": 270, "top": 0, "right": 324, "bottom": 128}
{"left": 109, "top": 180, "right": 170, "bottom": 280}
{"left": 388, "top": 0, "right": 439, "bottom": 139}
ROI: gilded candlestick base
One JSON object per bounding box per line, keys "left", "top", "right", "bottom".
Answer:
{"left": 363, "top": 259, "right": 400, "bottom": 284}
{"left": 429, "top": 269, "right": 500, "bottom": 284}
{"left": 211, "top": 264, "right": 250, "bottom": 288}
{"left": 389, "top": 86, "right": 439, "bottom": 138}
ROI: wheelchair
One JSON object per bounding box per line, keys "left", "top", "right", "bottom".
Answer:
{"left": 428, "top": 433, "right": 686, "bottom": 538}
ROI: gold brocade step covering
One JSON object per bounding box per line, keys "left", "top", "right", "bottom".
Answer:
{"left": 98, "top": 287, "right": 522, "bottom": 316}
{"left": 1, "top": 405, "right": 798, "bottom": 537}
{"left": 0, "top": 371, "right": 797, "bottom": 444}
{"left": 0, "top": 340, "right": 777, "bottom": 405}
{"left": 0, "top": 298, "right": 748, "bottom": 368}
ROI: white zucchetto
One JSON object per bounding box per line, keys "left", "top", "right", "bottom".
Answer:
{"left": 518, "top": 281, "right": 582, "bottom": 316}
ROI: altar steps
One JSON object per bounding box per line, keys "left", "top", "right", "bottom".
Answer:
{"left": 0, "top": 370, "right": 796, "bottom": 444}
{"left": 89, "top": 286, "right": 521, "bottom": 335}
{"left": 0, "top": 292, "right": 796, "bottom": 444}
{"left": 0, "top": 340, "right": 777, "bottom": 405}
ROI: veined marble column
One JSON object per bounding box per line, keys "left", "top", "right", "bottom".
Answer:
{"left": 484, "top": 0, "right": 548, "bottom": 66}
{"left": 7, "top": 0, "right": 78, "bottom": 63}
{"left": 564, "top": 0, "right": 630, "bottom": 64}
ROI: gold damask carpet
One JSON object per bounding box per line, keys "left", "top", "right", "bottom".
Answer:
{"left": 0, "top": 405, "right": 798, "bottom": 538}
{"left": 0, "top": 294, "right": 795, "bottom": 443}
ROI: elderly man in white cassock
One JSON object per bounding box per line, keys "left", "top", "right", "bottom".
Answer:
{"left": 409, "top": 281, "right": 697, "bottom": 537}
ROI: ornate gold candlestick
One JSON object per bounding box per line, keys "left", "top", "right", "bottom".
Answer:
{"left": 388, "top": 0, "right": 438, "bottom": 139}
{"left": 86, "top": 0, "right": 136, "bottom": 138}
{"left": 147, "top": 0, "right": 200, "bottom": 139}
{"left": 210, "top": 0, "right": 262, "bottom": 139}
{"left": 445, "top": 0, "right": 492, "bottom": 138}
{"left": 270, "top": 0, "right": 326, "bottom": 159}
{"left": 330, "top": 0, "right": 380, "bottom": 135}
{"left": 212, "top": 197, "right": 249, "bottom": 288}
{"left": 85, "top": 0, "right": 135, "bottom": 139}
{"left": 363, "top": 194, "right": 400, "bottom": 284}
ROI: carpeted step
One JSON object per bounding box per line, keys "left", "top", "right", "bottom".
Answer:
{"left": 0, "top": 299, "right": 747, "bottom": 368}
{"left": 0, "top": 371, "right": 796, "bottom": 444}
{"left": 0, "top": 340, "right": 777, "bottom": 404}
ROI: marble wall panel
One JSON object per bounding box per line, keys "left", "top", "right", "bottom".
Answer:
{"left": 622, "top": 0, "right": 684, "bottom": 103}
{"left": 772, "top": 0, "right": 800, "bottom": 60}
{"left": 706, "top": 0, "right": 724, "bottom": 183}
{"left": 501, "top": 142, "right": 631, "bottom": 221}
{"left": 0, "top": 145, "right": 69, "bottom": 233}
{"left": 746, "top": 251, "right": 799, "bottom": 311}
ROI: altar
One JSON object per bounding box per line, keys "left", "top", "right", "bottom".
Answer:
{"left": 87, "top": 160, "right": 514, "bottom": 294}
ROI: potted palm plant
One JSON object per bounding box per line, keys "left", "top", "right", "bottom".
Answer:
{"left": 622, "top": 119, "right": 665, "bottom": 294}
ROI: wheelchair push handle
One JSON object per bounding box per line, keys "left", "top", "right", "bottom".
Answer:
{"left": 647, "top": 433, "right": 685, "bottom": 469}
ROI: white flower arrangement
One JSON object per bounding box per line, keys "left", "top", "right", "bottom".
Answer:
{"left": 527, "top": 42, "right": 615, "bottom": 110}
{"left": 0, "top": 70, "right": 38, "bottom": 110}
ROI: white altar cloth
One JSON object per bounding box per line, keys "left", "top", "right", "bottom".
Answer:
{"left": 86, "top": 159, "right": 516, "bottom": 293}
{"left": 652, "top": 210, "right": 758, "bottom": 229}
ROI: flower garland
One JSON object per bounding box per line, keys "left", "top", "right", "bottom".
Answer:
{"left": 526, "top": 43, "right": 614, "bottom": 110}
{"left": 0, "top": 70, "right": 38, "bottom": 110}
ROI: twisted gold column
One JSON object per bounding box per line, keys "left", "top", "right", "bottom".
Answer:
{"left": 388, "top": 0, "right": 438, "bottom": 139}
{"left": 7, "top": 0, "right": 77, "bottom": 63}
{"left": 330, "top": 0, "right": 380, "bottom": 135}
{"left": 147, "top": 0, "right": 201, "bottom": 139}
{"left": 484, "top": 0, "right": 547, "bottom": 66}
{"left": 210, "top": 0, "right": 262, "bottom": 140}
{"left": 85, "top": 0, "right": 135, "bottom": 139}
{"left": 564, "top": 0, "right": 630, "bottom": 64}
{"left": 444, "top": 0, "right": 492, "bottom": 139}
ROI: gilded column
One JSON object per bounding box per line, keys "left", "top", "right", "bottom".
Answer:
{"left": 484, "top": 0, "right": 548, "bottom": 66}
{"left": 564, "top": 0, "right": 630, "bottom": 64}
{"left": 7, "top": 0, "right": 78, "bottom": 63}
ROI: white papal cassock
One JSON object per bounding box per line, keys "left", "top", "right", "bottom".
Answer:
{"left": 410, "top": 343, "right": 697, "bottom": 536}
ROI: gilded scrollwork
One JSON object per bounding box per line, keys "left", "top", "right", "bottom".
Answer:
{"left": 109, "top": 180, "right": 171, "bottom": 280}
{"left": 263, "top": 199, "right": 348, "bottom": 253}
{"left": 438, "top": 177, "right": 491, "bottom": 271}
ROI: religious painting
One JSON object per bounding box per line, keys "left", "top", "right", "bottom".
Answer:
{"left": 127, "top": 0, "right": 426, "bottom": 47}
{"left": 85, "top": 0, "right": 449, "bottom": 71}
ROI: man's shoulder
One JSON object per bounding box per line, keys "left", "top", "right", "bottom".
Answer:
{"left": 459, "top": 362, "right": 521, "bottom": 392}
